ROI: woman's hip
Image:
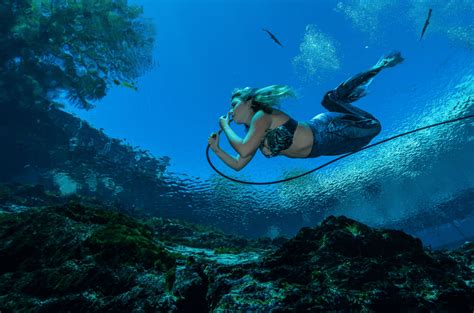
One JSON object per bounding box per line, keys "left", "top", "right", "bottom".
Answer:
{"left": 306, "top": 112, "right": 381, "bottom": 157}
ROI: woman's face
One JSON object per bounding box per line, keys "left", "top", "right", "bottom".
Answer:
{"left": 230, "top": 98, "right": 251, "bottom": 124}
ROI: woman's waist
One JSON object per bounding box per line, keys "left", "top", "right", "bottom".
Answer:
{"left": 283, "top": 122, "right": 315, "bottom": 156}
{"left": 261, "top": 122, "right": 315, "bottom": 158}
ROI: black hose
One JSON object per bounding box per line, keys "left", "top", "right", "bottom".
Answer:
{"left": 206, "top": 114, "right": 474, "bottom": 185}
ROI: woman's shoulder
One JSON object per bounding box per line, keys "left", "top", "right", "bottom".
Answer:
{"left": 270, "top": 108, "right": 294, "bottom": 122}
{"left": 251, "top": 110, "right": 273, "bottom": 127}
{"left": 258, "top": 108, "right": 288, "bottom": 118}
{"left": 252, "top": 109, "right": 295, "bottom": 129}
{"left": 253, "top": 110, "right": 272, "bottom": 120}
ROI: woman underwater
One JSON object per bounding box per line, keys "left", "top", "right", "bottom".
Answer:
{"left": 208, "top": 51, "right": 404, "bottom": 171}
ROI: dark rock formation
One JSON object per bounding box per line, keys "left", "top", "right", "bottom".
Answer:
{"left": 0, "top": 103, "right": 175, "bottom": 217}
{"left": 0, "top": 184, "right": 472, "bottom": 312}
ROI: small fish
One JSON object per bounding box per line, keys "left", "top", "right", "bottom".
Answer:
{"left": 420, "top": 8, "right": 432, "bottom": 41}
{"left": 113, "top": 79, "right": 138, "bottom": 91}
{"left": 262, "top": 29, "right": 284, "bottom": 47}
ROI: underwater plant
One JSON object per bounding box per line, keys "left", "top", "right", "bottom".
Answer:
{"left": 0, "top": 0, "right": 155, "bottom": 110}
{"left": 345, "top": 223, "right": 362, "bottom": 237}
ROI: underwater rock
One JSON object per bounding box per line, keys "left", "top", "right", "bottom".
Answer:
{"left": 0, "top": 203, "right": 178, "bottom": 312}
{"left": 0, "top": 103, "right": 171, "bottom": 216}
{"left": 254, "top": 215, "right": 473, "bottom": 311}
{"left": 173, "top": 258, "right": 209, "bottom": 312}
{"left": 0, "top": 184, "right": 472, "bottom": 312}
{"left": 0, "top": 183, "right": 62, "bottom": 212}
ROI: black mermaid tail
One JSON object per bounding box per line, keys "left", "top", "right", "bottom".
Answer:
{"left": 306, "top": 51, "right": 404, "bottom": 157}
{"left": 322, "top": 51, "right": 404, "bottom": 120}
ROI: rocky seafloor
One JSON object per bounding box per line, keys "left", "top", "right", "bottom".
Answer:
{"left": 0, "top": 183, "right": 472, "bottom": 312}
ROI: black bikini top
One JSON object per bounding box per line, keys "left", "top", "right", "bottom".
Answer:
{"left": 259, "top": 117, "right": 298, "bottom": 158}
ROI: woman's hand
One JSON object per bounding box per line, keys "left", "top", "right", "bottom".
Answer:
{"left": 208, "top": 131, "right": 220, "bottom": 151}
{"left": 219, "top": 112, "right": 231, "bottom": 130}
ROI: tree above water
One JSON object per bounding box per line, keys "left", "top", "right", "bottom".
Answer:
{"left": 1, "top": 0, "right": 155, "bottom": 110}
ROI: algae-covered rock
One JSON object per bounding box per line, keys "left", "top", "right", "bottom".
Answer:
{"left": 0, "top": 184, "right": 472, "bottom": 312}
{"left": 0, "top": 202, "right": 178, "bottom": 312}
{"left": 254, "top": 215, "right": 474, "bottom": 312}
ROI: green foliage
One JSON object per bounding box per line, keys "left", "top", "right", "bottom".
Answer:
{"left": 62, "top": 201, "right": 148, "bottom": 229}
{"left": 1, "top": 0, "right": 155, "bottom": 109}
{"left": 165, "top": 266, "right": 176, "bottom": 290}
{"left": 344, "top": 223, "right": 362, "bottom": 237}
{"left": 87, "top": 222, "right": 176, "bottom": 271}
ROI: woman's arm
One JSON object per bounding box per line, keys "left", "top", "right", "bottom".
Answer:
{"left": 208, "top": 131, "right": 256, "bottom": 171}
{"left": 213, "top": 147, "right": 256, "bottom": 171}
{"left": 222, "top": 111, "right": 270, "bottom": 158}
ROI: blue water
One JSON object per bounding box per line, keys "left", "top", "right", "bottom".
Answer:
{"left": 65, "top": 0, "right": 474, "bottom": 248}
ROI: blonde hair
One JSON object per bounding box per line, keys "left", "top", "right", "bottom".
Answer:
{"left": 231, "top": 85, "right": 295, "bottom": 113}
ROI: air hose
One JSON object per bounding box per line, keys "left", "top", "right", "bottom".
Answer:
{"left": 206, "top": 114, "right": 474, "bottom": 185}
